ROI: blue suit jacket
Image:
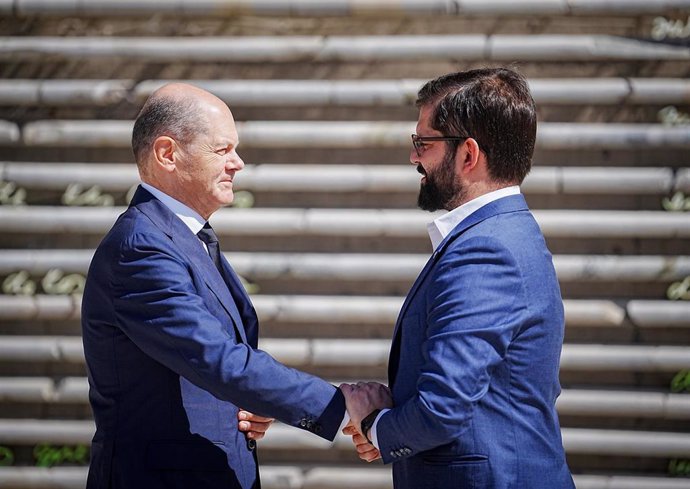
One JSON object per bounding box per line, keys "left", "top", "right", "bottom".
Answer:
{"left": 82, "top": 187, "right": 345, "bottom": 489}
{"left": 379, "top": 194, "right": 574, "bottom": 489}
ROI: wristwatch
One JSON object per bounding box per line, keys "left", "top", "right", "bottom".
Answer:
{"left": 360, "top": 409, "right": 381, "bottom": 444}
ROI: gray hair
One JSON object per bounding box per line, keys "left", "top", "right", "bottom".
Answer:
{"left": 131, "top": 95, "right": 207, "bottom": 171}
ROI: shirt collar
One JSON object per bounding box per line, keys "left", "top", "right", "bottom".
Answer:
{"left": 140, "top": 182, "right": 206, "bottom": 235}
{"left": 427, "top": 186, "right": 521, "bottom": 250}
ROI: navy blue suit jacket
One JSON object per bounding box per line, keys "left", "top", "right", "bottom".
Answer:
{"left": 82, "top": 187, "right": 345, "bottom": 489}
{"left": 379, "top": 195, "right": 574, "bottom": 489}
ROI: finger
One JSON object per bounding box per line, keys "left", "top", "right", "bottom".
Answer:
{"left": 246, "top": 430, "right": 265, "bottom": 441}
{"left": 352, "top": 433, "right": 368, "bottom": 445}
{"left": 359, "top": 448, "right": 381, "bottom": 463}
{"left": 355, "top": 442, "right": 376, "bottom": 455}
{"left": 353, "top": 438, "right": 375, "bottom": 451}
{"left": 342, "top": 425, "right": 358, "bottom": 436}
{"left": 238, "top": 410, "right": 275, "bottom": 423}
{"left": 239, "top": 420, "right": 272, "bottom": 434}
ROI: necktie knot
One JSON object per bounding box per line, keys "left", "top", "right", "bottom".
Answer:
{"left": 197, "top": 223, "right": 219, "bottom": 245}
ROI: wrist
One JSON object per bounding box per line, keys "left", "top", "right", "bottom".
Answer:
{"left": 360, "top": 409, "right": 381, "bottom": 444}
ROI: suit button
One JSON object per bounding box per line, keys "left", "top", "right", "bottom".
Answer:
{"left": 403, "top": 448, "right": 411, "bottom": 455}
{"left": 246, "top": 439, "right": 256, "bottom": 451}
{"left": 315, "top": 425, "right": 322, "bottom": 434}
{"left": 306, "top": 421, "right": 314, "bottom": 430}
{"left": 389, "top": 450, "right": 397, "bottom": 458}
{"left": 299, "top": 419, "right": 307, "bottom": 428}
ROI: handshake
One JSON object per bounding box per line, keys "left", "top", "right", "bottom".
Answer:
{"left": 237, "top": 381, "right": 393, "bottom": 462}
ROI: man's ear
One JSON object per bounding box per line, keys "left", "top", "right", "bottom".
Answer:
{"left": 457, "top": 137, "right": 481, "bottom": 175}
{"left": 152, "top": 136, "right": 177, "bottom": 173}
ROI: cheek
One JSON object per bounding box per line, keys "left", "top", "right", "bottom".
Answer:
{"left": 196, "top": 158, "right": 223, "bottom": 186}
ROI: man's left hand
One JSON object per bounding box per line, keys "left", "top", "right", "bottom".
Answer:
{"left": 238, "top": 410, "right": 275, "bottom": 441}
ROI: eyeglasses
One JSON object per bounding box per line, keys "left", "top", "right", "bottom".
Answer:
{"left": 411, "top": 134, "right": 470, "bottom": 157}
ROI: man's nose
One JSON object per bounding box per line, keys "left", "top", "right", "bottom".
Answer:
{"left": 409, "top": 147, "right": 419, "bottom": 165}
{"left": 230, "top": 152, "right": 245, "bottom": 171}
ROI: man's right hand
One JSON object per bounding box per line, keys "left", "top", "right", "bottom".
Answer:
{"left": 343, "top": 422, "right": 381, "bottom": 462}
{"left": 339, "top": 381, "right": 392, "bottom": 462}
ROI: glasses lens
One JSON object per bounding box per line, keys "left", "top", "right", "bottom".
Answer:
{"left": 411, "top": 135, "right": 422, "bottom": 156}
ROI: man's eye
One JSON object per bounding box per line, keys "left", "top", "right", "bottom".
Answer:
{"left": 216, "top": 148, "right": 229, "bottom": 155}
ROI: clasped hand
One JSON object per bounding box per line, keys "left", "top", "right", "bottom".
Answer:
{"left": 235, "top": 382, "right": 392, "bottom": 464}
{"left": 340, "top": 381, "right": 393, "bottom": 463}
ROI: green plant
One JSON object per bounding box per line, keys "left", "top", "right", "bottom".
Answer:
{"left": 33, "top": 444, "right": 89, "bottom": 468}
{"left": 671, "top": 370, "right": 690, "bottom": 393}
{"left": 669, "top": 459, "right": 690, "bottom": 477}
{"left": 0, "top": 446, "right": 14, "bottom": 466}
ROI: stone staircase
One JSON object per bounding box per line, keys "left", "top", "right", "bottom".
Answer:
{"left": 0, "top": 1, "right": 689, "bottom": 487}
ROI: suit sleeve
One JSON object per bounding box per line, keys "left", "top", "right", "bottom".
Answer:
{"left": 110, "top": 231, "right": 345, "bottom": 441}
{"left": 376, "top": 235, "right": 525, "bottom": 462}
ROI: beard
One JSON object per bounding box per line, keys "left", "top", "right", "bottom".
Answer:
{"left": 417, "top": 148, "right": 464, "bottom": 212}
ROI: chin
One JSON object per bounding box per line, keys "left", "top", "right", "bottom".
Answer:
{"left": 216, "top": 190, "right": 234, "bottom": 204}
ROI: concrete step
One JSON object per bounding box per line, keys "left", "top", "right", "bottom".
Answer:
{"left": 2, "top": 377, "right": 689, "bottom": 420}
{"left": 2, "top": 35, "right": 689, "bottom": 63}
{"left": 1, "top": 293, "right": 689, "bottom": 329}
{"left": 0, "top": 419, "right": 688, "bottom": 458}
{"left": 0, "top": 120, "right": 19, "bottom": 145}
{"left": 2, "top": 250, "right": 689, "bottom": 284}
{"left": 5, "top": 0, "right": 690, "bottom": 18}
{"left": 2, "top": 78, "right": 690, "bottom": 107}
{"left": 1, "top": 206, "right": 688, "bottom": 239}
{"left": 11, "top": 120, "right": 690, "bottom": 149}
{"left": 3, "top": 162, "right": 686, "bottom": 195}
{"left": 1, "top": 295, "right": 687, "bottom": 328}
{"left": 0, "top": 335, "right": 688, "bottom": 373}
{"left": 1, "top": 466, "right": 689, "bottom": 489}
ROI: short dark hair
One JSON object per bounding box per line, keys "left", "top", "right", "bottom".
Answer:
{"left": 416, "top": 67, "right": 537, "bottom": 184}
{"left": 131, "top": 95, "right": 206, "bottom": 168}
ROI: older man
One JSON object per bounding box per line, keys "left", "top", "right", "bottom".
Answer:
{"left": 343, "top": 68, "right": 575, "bottom": 488}
{"left": 81, "top": 83, "right": 351, "bottom": 489}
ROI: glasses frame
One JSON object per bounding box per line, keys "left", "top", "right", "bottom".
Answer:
{"left": 411, "top": 134, "right": 470, "bottom": 157}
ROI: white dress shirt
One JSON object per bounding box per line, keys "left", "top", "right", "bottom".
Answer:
{"left": 141, "top": 182, "right": 206, "bottom": 237}
{"left": 369, "top": 185, "right": 521, "bottom": 450}
{"left": 426, "top": 186, "right": 521, "bottom": 251}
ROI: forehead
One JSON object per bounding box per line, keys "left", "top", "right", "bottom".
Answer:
{"left": 201, "top": 104, "right": 239, "bottom": 143}
{"left": 416, "top": 104, "right": 439, "bottom": 134}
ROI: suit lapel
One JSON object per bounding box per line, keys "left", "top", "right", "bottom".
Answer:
{"left": 130, "top": 186, "right": 249, "bottom": 344}
{"left": 218, "top": 254, "right": 259, "bottom": 347}
{"left": 389, "top": 250, "right": 438, "bottom": 352}
{"left": 387, "top": 249, "right": 439, "bottom": 384}
{"left": 172, "top": 224, "right": 249, "bottom": 345}
{"left": 388, "top": 194, "right": 530, "bottom": 385}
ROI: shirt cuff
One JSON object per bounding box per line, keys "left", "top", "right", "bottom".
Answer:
{"left": 338, "top": 411, "right": 351, "bottom": 434}
{"left": 369, "top": 408, "right": 390, "bottom": 450}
